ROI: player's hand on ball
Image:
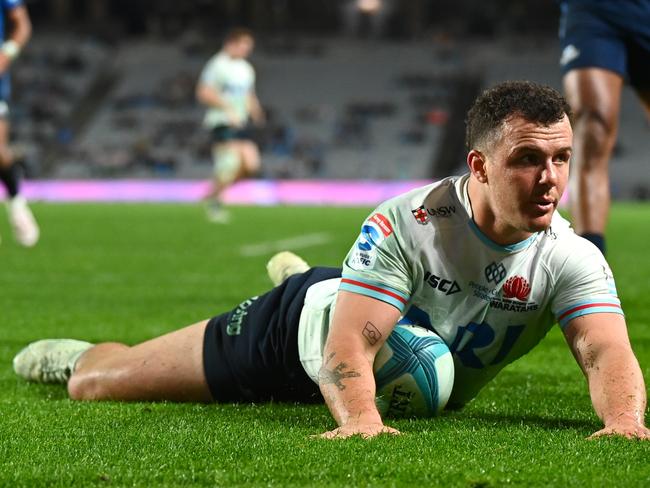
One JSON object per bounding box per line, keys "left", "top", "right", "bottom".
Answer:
{"left": 588, "top": 422, "right": 650, "bottom": 440}
{"left": 316, "top": 422, "right": 400, "bottom": 440}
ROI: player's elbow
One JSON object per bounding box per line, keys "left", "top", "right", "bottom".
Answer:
{"left": 195, "top": 86, "right": 205, "bottom": 103}
{"left": 195, "top": 85, "right": 212, "bottom": 105}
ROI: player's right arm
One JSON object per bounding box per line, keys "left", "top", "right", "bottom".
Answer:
{"left": 552, "top": 235, "right": 648, "bottom": 439}
{"left": 195, "top": 82, "right": 241, "bottom": 127}
{"left": 0, "top": 5, "right": 32, "bottom": 75}
{"left": 564, "top": 312, "right": 649, "bottom": 439}
{"left": 318, "top": 202, "right": 415, "bottom": 438}
{"left": 317, "top": 290, "right": 401, "bottom": 439}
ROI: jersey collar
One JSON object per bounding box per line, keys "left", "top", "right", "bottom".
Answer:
{"left": 468, "top": 219, "right": 538, "bottom": 253}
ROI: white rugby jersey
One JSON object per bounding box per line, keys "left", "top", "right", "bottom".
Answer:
{"left": 297, "top": 174, "right": 623, "bottom": 408}
{"left": 199, "top": 51, "right": 255, "bottom": 128}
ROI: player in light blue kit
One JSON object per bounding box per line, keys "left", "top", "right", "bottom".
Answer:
{"left": 196, "top": 28, "right": 265, "bottom": 223}
{"left": 13, "top": 82, "right": 649, "bottom": 441}
{"left": 0, "top": 0, "right": 38, "bottom": 246}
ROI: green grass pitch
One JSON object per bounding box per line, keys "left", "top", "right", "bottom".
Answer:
{"left": 1, "top": 203, "right": 649, "bottom": 487}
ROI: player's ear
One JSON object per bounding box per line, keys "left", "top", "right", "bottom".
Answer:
{"left": 467, "top": 149, "right": 488, "bottom": 183}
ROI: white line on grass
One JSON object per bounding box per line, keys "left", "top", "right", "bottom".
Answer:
{"left": 239, "top": 232, "right": 332, "bottom": 257}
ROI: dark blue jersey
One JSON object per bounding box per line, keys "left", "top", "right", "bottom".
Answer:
{"left": 559, "top": 0, "right": 650, "bottom": 36}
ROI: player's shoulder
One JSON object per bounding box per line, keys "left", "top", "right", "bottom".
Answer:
{"left": 212, "top": 51, "right": 230, "bottom": 65}
{"left": 547, "top": 211, "right": 593, "bottom": 251}
{"left": 540, "top": 211, "right": 608, "bottom": 272}
{"left": 201, "top": 51, "right": 226, "bottom": 71}
{"left": 347, "top": 176, "right": 466, "bottom": 268}
{"left": 378, "top": 175, "right": 468, "bottom": 228}
{"left": 388, "top": 174, "right": 461, "bottom": 204}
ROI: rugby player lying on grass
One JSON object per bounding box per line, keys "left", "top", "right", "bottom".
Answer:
{"left": 14, "top": 81, "right": 649, "bottom": 440}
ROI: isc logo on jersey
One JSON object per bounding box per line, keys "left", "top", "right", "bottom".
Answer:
{"left": 349, "top": 213, "right": 393, "bottom": 270}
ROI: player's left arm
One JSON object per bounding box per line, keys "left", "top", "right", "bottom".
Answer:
{"left": 0, "top": 5, "right": 32, "bottom": 73}
{"left": 564, "top": 312, "right": 649, "bottom": 439}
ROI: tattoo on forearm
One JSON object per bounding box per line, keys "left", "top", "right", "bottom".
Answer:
{"left": 323, "top": 352, "right": 336, "bottom": 365}
{"left": 319, "top": 353, "right": 361, "bottom": 391}
{"left": 362, "top": 321, "right": 382, "bottom": 346}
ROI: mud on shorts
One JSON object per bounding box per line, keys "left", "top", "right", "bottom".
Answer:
{"left": 202, "top": 267, "right": 341, "bottom": 403}
{"left": 559, "top": 0, "right": 650, "bottom": 89}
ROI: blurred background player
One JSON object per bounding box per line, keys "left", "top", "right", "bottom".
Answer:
{"left": 560, "top": 0, "right": 650, "bottom": 255}
{"left": 195, "top": 27, "right": 265, "bottom": 223}
{"left": 0, "top": 0, "right": 38, "bottom": 246}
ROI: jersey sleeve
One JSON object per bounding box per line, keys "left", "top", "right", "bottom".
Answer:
{"left": 247, "top": 61, "right": 256, "bottom": 89}
{"left": 198, "top": 56, "right": 224, "bottom": 88}
{"left": 340, "top": 204, "right": 414, "bottom": 313}
{"left": 551, "top": 238, "right": 623, "bottom": 329}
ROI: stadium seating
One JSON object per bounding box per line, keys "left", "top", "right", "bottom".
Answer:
{"left": 11, "top": 32, "right": 650, "bottom": 198}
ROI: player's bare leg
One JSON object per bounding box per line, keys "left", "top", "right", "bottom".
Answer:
{"left": 204, "top": 172, "right": 228, "bottom": 209}
{"left": 0, "top": 117, "right": 39, "bottom": 246}
{"left": 563, "top": 68, "right": 623, "bottom": 253}
{"left": 205, "top": 142, "right": 241, "bottom": 223}
{"left": 237, "top": 140, "right": 261, "bottom": 176}
{"left": 204, "top": 140, "right": 259, "bottom": 223}
{"left": 0, "top": 120, "right": 13, "bottom": 169}
{"left": 67, "top": 320, "right": 212, "bottom": 402}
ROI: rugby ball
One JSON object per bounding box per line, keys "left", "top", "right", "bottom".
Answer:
{"left": 374, "top": 323, "right": 454, "bottom": 418}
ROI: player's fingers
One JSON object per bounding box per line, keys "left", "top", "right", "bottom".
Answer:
{"left": 587, "top": 430, "right": 604, "bottom": 439}
{"left": 629, "top": 427, "right": 650, "bottom": 440}
{"left": 312, "top": 428, "right": 346, "bottom": 440}
{"left": 588, "top": 427, "right": 650, "bottom": 440}
{"left": 312, "top": 425, "right": 401, "bottom": 440}
{"left": 375, "top": 426, "right": 401, "bottom": 436}
{"left": 358, "top": 426, "right": 401, "bottom": 439}
{"left": 384, "top": 426, "right": 401, "bottom": 435}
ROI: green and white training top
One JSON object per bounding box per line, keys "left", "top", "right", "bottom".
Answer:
{"left": 199, "top": 51, "right": 255, "bottom": 128}
{"left": 297, "top": 174, "right": 623, "bottom": 407}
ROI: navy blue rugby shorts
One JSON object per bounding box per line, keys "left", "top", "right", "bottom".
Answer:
{"left": 211, "top": 124, "right": 254, "bottom": 144}
{"left": 559, "top": 0, "right": 650, "bottom": 88}
{"left": 202, "top": 266, "right": 341, "bottom": 403}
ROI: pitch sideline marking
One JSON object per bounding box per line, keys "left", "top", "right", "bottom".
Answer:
{"left": 239, "top": 232, "right": 332, "bottom": 257}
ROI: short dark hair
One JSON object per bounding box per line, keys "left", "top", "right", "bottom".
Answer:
{"left": 465, "top": 80, "right": 571, "bottom": 151}
{"left": 224, "top": 27, "right": 254, "bottom": 44}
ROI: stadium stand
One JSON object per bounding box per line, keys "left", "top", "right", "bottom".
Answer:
{"left": 45, "top": 36, "right": 455, "bottom": 181}
{"left": 11, "top": 31, "right": 112, "bottom": 178}
{"left": 9, "top": 28, "right": 649, "bottom": 198}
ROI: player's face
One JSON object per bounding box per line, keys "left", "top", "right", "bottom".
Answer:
{"left": 483, "top": 115, "right": 572, "bottom": 242}
{"left": 230, "top": 37, "right": 254, "bottom": 58}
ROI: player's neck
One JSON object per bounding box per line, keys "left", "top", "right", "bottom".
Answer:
{"left": 467, "top": 177, "right": 534, "bottom": 247}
